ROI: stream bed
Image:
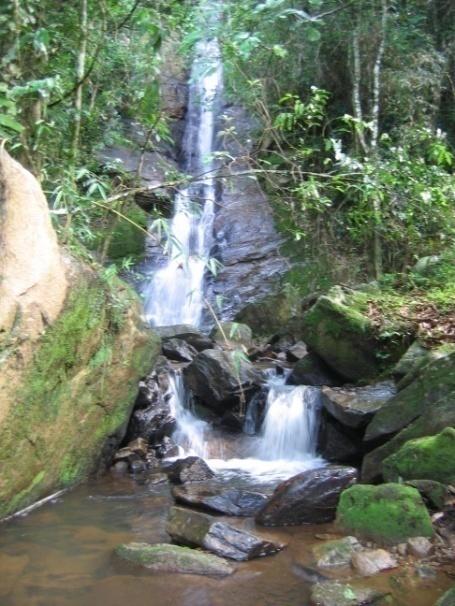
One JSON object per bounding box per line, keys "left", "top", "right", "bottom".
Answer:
{"left": 0, "top": 473, "right": 452, "bottom": 606}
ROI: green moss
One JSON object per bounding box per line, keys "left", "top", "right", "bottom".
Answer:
{"left": 107, "top": 204, "right": 148, "bottom": 261}
{"left": 301, "top": 286, "right": 407, "bottom": 381}
{"left": 336, "top": 483, "right": 433, "bottom": 544}
{"left": 0, "top": 269, "right": 160, "bottom": 519}
{"left": 436, "top": 586, "right": 455, "bottom": 606}
{"left": 383, "top": 428, "right": 455, "bottom": 484}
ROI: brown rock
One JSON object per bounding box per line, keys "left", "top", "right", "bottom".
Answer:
{"left": 351, "top": 549, "right": 398, "bottom": 576}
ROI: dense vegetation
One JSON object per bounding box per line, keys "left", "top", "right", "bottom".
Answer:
{"left": 1, "top": 0, "right": 454, "bottom": 314}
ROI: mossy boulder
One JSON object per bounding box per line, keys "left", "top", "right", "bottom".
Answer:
{"left": 382, "top": 428, "right": 455, "bottom": 484}
{"left": 362, "top": 396, "right": 455, "bottom": 482}
{"left": 0, "top": 265, "right": 160, "bottom": 519}
{"left": 301, "top": 286, "right": 406, "bottom": 381}
{"left": 107, "top": 204, "right": 148, "bottom": 261}
{"left": 336, "top": 484, "right": 433, "bottom": 545}
{"left": 235, "top": 292, "right": 299, "bottom": 338}
{"left": 365, "top": 351, "right": 455, "bottom": 442}
{"left": 210, "top": 321, "right": 253, "bottom": 346}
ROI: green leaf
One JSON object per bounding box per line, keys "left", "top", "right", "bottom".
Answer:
{"left": 0, "top": 114, "right": 24, "bottom": 133}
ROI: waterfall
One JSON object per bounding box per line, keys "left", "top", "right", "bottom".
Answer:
{"left": 256, "top": 379, "right": 321, "bottom": 461}
{"left": 167, "top": 372, "right": 209, "bottom": 459}
{"left": 143, "top": 38, "right": 222, "bottom": 327}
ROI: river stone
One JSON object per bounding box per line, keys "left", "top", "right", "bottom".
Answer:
{"left": 287, "top": 353, "right": 343, "bottom": 387}
{"left": 313, "top": 536, "right": 361, "bottom": 568}
{"left": 362, "top": 396, "right": 455, "bottom": 482}
{"left": 167, "top": 457, "right": 215, "bottom": 484}
{"left": 310, "top": 581, "right": 388, "bottom": 606}
{"left": 405, "top": 480, "right": 448, "bottom": 510}
{"left": 364, "top": 351, "right": 455, "bottom": 442}
{"left": 317, "top": 416, "right": 362, "bottom": 463}
{"left": 286, "top": 342, "right": 308, "bottom": 362}
{"left": 184, "top": 349, "right": 263, "bottom": 412}
{"left": 407, "top": 537, "right": 433, "bottom": 558}
{"left": 172, "top": 484, "right": 267, "bottom": 516}
{"left": 162, "top": 338, "right": 198, "bottom": 362}
{"left": 210, "top": 322, "right": 253, "bottom": 346}
{"left": 166, "top": 506, "right": 284, "bottom": 561}
{"left": 382, "top": 427, "right": 455, "bottom": 484}
{"left": 256, "top": 465, "right": 358, "bottom": 526}
{"left": 436, "top": 586, "right": 455, "bottom": 606}
{"left": 336, "top": 484, "right": 433, "bottom": 545}
{"left": 155, "top": 325, "right": 214, "bottom": 351}
{"left": 351, "top": 549, "right": 398, "bottom": 576}
{"left": 321, "top": 382, "right": 396, "bottom": 429}
{"left": 115, "top": 542, "right": 233, "bottom": 576}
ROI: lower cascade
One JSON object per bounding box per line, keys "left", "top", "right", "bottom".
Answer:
{"left": 166, "top": 370, "right": 324, "bottom": 483}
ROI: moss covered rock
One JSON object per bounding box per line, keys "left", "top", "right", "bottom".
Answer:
{"left": 0, "top": 264, "right": 160, "bottom": 519}
{"left": 336, "top": 484, "right": 433, "bottom": 545}
{"left": 365, "top": 351, "right": 455, "bottom": 442}
{"left": 235, "top": 292, "right": 299, "bottom": 338}
{"left": 115, "top": 542, "right": 233, "bottom": 576}
{"left": 107, "top": 204, "right": 148, "bottom": 261}
{"left": 301, "top": 286, "right": 406, "bottom": 381}
{"left": 210, "top": 321, "right": 253, "bottom": 346}
{"left": 362, "top": 396, "right": 455, "bottom": 482}
{"left": 382, "top": 428, "right": 455, "bottom": 484}
{"left": 436, "top": 586, "right": 455, "bottom": 606}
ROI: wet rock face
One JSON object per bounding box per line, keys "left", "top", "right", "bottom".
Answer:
{"left": 321, "top": 381, "right": 396, "bottom": 430}
{"left": 155, "top": 325, "right": 214, "bottom": 352}
{"left": 172, "top": 483, "right": 267, "bottom": 516}
{"left": 115, "top": 542, "right": 234, "bottom": 576}
{"left": 209, "top": 105, "right": 287, "bottom": 320}
{"left": 161, "top": 338, "right": 198, "bottom": 362}
{"left": 166, "top": 506, "right": 285, "bottom": 561}
{"left": 183, "top": 349, "right": 263, "bottom": 412}
{"left": 126, "top": 364, "right": 176, "bottom": 446}
{"left": 287, "top": 354, "right": 343, "bottom": 387}
{"left": 256, "top": 466, "right": 358, "bottom": 526}
{"left": 167, "top": 457, "right": 215, "bottom": 484}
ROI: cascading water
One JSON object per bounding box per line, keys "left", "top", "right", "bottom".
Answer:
{"left": 167, "top": 370, "right": 324, "bottom": 483}
{"left": 142, "top": 20, "right": 324, "bottom": 484}
{"left": 142, "top": 37, "right": 222, "bottom": 327}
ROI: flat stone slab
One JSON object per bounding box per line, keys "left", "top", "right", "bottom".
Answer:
{"left": 167, "top": 506, "right": 285, "bottom": 561}
{"left": 322, "top": 382, "right": 396, "bottom": 429}
{"left": 115, "top": 542, "right": 233, "bottom": 576}
{"left": 172, "top": 483, "right": 267, "bottom": 516}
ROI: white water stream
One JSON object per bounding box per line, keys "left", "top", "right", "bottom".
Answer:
{"left": 143, "top": 37, "right": 222, "bottom": 327}
{"left": 143, "top": 27, "right": 323, "bottom": 482}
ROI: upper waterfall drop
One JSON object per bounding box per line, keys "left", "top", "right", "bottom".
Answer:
{"left": 143, "top": 37, "right": 223, "bottom": 327}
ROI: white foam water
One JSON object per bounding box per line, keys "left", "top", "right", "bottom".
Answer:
{"left": 143, "top": 38, "right": 222, "bottom": 327}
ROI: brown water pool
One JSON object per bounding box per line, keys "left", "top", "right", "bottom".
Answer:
{"left": 0, "top": 474, "right": 453, "bottom": 606}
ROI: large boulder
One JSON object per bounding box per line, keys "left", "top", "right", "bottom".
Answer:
{"left": 256, "top": 466, "right": 358, "bottom": 526}
{"left": 166, "top": 506, "right": 284, "bottom": 561}
{"left": 336, "top": 484, "right": 433, "bottom": 545}
{"left": 365, "top": 351, "right": 455, "bottom": 442}
{"left": 184, "top": 349, "right": 263, "bottom": 412}
{"left": 172, "top": 483, "right": 267, "bottom": 516}
{"left": 287, "top": 353, "right": 343, "bottom": 387}
{"left": 115, "top": 542, "right": 233, "bottom": 576}
{"left": 321, "top": 382, "right": 396, "bottom": 430}
{"left": 300, "top": 286, "right": 407, "bottom": 381}
{"left": 362, "top": 395, "right": 455, "bottom": 482}
{"left": 0, "top": 151, "right": 160, "bottom": 518}
{"left": 155, "top": 325, "right": 214, "bottom": 352}
{"left": 382, "top": 428, "right": 455, "bottom": 484}
{"left": 235, "top": 292, "right": 299, "bottom": 338}
{"left": 161, "top": 338, "right": 197, "bottom": 362}
{"left": 167, "top": 457, "right": 215, "bottom": 484}
{"left": 210, "top": 321, "right": 252, "bottom": 346}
